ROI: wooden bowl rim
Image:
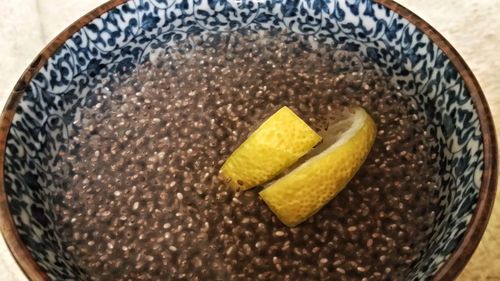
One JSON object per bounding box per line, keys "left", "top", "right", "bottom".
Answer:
{"left": 0, "top": 0, "right": 496, "bottom": 280}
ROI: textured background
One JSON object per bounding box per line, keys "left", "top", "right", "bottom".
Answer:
{"left": 0, "top": 0, "right": 498, "bottom": 280}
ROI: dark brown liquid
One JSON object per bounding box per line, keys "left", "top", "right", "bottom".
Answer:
{"left": 55, "top": 31, "right": 440, "bottom": 281}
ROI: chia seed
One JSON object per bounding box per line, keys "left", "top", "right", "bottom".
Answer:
{"left": 55, "top": 30, "right": 439, "bottom": 280}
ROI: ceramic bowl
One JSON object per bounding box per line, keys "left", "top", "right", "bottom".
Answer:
{"left": 0, "top": 0, "right": 497, "bottom": 280}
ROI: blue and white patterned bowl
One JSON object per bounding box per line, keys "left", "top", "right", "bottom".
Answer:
{"left": 0, "top": 0, "right": 497, "bottom": 280}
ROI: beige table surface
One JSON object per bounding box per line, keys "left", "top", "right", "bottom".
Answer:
{"left": 0, "top": 0, "right": 499, "bottom": 280}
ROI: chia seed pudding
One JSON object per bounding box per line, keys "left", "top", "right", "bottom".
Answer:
{"left": 55, "top": 31, "right": 440, "bottom": 280}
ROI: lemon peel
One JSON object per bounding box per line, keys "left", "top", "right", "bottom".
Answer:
{"left": 220, "top": 106, "right": 322, "bottom": 191}
{"left": 259, "top": 107, "right": 376, "bottom": 227}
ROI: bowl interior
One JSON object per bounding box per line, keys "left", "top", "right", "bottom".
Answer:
{"left": 2, "top": 0, "right": 488, "bottom": 280}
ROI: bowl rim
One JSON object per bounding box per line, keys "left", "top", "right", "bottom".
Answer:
{"left": 0, "top": 0, "right": 496, "bottom": 280}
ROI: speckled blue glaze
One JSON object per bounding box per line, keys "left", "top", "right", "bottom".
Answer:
{"left": 4, "top": 0, "right": 484, "bottom": 280}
